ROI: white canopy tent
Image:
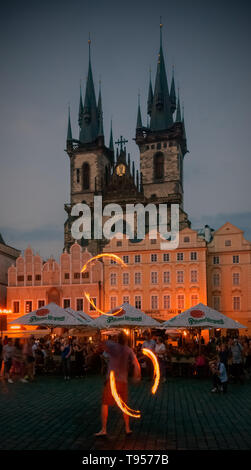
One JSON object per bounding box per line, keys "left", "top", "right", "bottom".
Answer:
{"left": 10, "top": 302, "right": 97, "bottom": 329}
{"left": 94, "top": 303, "right": 162, "bottom": 329}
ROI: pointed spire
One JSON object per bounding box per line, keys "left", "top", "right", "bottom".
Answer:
{"left": 182, "top": 103, "right": 187, "bottom": 141}
{"left": 170, "top": 66, "right": 176, "bottom": 114}
{"left": 136, "top": 92, "right": 143, "bottom": 129}
{"left": 109, "top": 119, "right": 114, "bottom": 151}
{"left": 80, "top": 34, "right": 99, "bottom": 144}
{"left": 147, "top": 68, "right": 153, "bottom": 116}
{"left": 67, "top": 106, "right": 72, "bottom": 141}
{"left": 97, "top": 80, "right": 104, "bottom": 137}
{"left": 66, "top": 106, "right": 73, "bottom": 151}
{"left": 78, "top": 81, "right": 84, "bottom": 127}
{"left": 150, "top": 20, "right": 173, "bottom": 131}
{"left": 175, "top": 89, "right": 181, "bottom": 122}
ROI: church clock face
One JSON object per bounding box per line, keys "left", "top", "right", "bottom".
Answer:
{"left": 116, "top": 163, "right": 126, "bottom": 176}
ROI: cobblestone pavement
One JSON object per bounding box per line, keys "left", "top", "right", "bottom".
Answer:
{"left": 0, "top": 375, "right": 251, "bottom": 450}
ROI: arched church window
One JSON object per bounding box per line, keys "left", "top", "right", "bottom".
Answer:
{"left": 154, "top": 152, "right": 164, "bottom": 180}
{"left": 82, "top": 163, "right": 90, "bottom": 190}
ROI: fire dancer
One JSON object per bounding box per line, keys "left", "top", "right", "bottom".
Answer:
{"left": 95, "top": 331, "right": 141, "bottom": 437}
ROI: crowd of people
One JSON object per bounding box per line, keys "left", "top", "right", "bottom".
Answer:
{"left": 0, "top": 332, "right": 251, "bottom": 394}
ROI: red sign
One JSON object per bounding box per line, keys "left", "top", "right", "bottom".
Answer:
{"left": 190, "top": 309, "right": 205, "bottom": 319}
{"left": 36, "top": 308, "right": 49, "bottom": 317}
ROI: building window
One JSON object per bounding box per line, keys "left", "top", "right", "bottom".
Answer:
{"left": 163, "top": 295, "right": 170, "bottom": 309}
{"left": 74, "top": 272, "right": 80, "bottom": 279}
{"left": 150, "top": 239, "right": 157, "bottom": 245}
{"left": 63, "top": 299, "right": 70, "bottom": 308}
{"left": 82, "top": 162, "right": 90, "bottom": 190}
{"left": 184, "top": 236, "right": 190, "bottom": 243}
{"left": 163, "top": 271, "right": 170, "bottom": 284}
{"left": 177, "top": 295, "right": 184, "bottom": 310}
{"left": 13, "top": 301, "right": 20, "bottom": 314}
{"left": 177, "top": 271, "right": 184, "bottom": 283}
{"left": 25, "top": 301, "right": 32, "bottom": 313}
{"left": 233, "top": 296, "right": 240, "bottom": 311}
{"left": 151, "top": 272, "right": 158, "bottom": 284}
{"left": 151, "top": 254, "right": 157, "bottom": 262}
{"left": 27, "top": 275, "right": 32, "bottom": 282}
{"left": 89, "top": 297, "right": 97, "bottom": 311}
{"left": 38, "top": 300, "right": 45, "bottom": 309}
{"left": 191, "top": 295, "right": 198, "bottom": 307}
{"left": 213, "top": 273, "right": 220, "bottom": 287}
{"left": 233, "top": 255, "right": 239, "bottom": 264}
{"left": 190, "top": 252, "right": 197, "bottom": 261}
{"left": 151, "top": 295, "right": 158, "bottom": 309}
{"left": 122, "top": 272, "right": 129, "bottom": 285}
{"left": 225, "top": 240, "right": 231, "bottom": 246}
{"left": 17, "top": 275, "right": 24, "bottom": 282}
{"left": 82, "top": 272, "right": 89, "bottom": 279}
{"left": 154, "top": 152, "right": 164, "bottom": 180}
{"left": 123, "top": 255, "right": 129, "bottom": 264}
{"left": 76, "top": 298, "right": 83, "bottom": 311}
{"left": 110, "top": 297, "right": 117, "bottom": 310}
{"left": 213, "top": 296, "right": 221, "bottom": 311}
{"left": 76, "top": 168, "right": 80, "bottom": 183}
{"left": 233, "top": 272, "right": 240, "bottom": 286}
{"left": 135, "top": 296, "right": 141, "bottom": 309}
{"left": 213, "top": 256, "right": 220, "bottom": 265}
{"left": 135, "top": 254, "right": 141, "bottom": 263}
{"left": 35, "top": 274, "right": 41, "bottom": 281}
{"left": 163, "top": 253, "right": 170, "bottom": 262}
{"left": 190, "top": 270, "right": 198, "bottom": 283}
{"left": 123, "top": 296, "right": 129, "bottom": 304}
{"left": 135, "top": 272, "right": 141, "bottom": 285}
{"left": 116, "top": 241, "right": 122, "bottom": 247}
{"left": 110, "top": 273, "right": 117, "bottom": 286}
{"left": 110, "top": 259, "right": 117, "bottom": 264}
{"left": 177, "top": 252, "right": 184, "bottom": 261}
{"left": 64, "top": 273, "right": 70, "bottom": 280}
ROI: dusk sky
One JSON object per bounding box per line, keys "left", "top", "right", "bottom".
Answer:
{"left": 1, "top": 0, "right": 251, "bottom": 259}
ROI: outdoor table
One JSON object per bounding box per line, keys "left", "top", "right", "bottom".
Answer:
{"left": 170, "top": 357, "right": 194, "bottom": 377}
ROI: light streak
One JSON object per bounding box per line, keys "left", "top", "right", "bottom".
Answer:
{"left": 142, "top": 348, "right": 160, "bottom": 394}
{"left": 109, "top": 370, "right": 141, "bottom": 419}
{"left": 82, "top": 253, "right": 126, "bottom": 316}
{"left": 84, "top": 292, "right": 123, "bottom": 317}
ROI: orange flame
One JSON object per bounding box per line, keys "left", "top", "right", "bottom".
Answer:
{"left": 84, "top": 292, "right": 123, "bottom": 317}
{"left": 82, "top": 253, "right": 126, "bottom": 316}
{"left": 142, "top": 348, "right": 160, "bottom": 394}
{"left": 81, "top": 253, "right": 126, "bottom": 273}
{"left": 109, "top": 370, "right": 141, "bottom": 419}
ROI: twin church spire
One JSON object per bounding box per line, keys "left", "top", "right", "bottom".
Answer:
{"left": 136, "top": 21, "right": 184, "bottom": 135}
{"left": 66, "top": 23, "right": 186, "bottom": 149}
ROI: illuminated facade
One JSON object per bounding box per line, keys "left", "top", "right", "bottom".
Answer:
{"left": 6, "top": 244, "right": 103, "bottom": 329}
{"left": 207, "top": 222, "right": 251, "bottom": 332}
{"left": 102, "top": 228, "right": 208, "bottom": 320}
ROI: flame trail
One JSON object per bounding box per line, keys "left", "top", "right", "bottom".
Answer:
{"left": 142, "top": 348, "right": 160, "bottom": 394}
{"left": 84, "top": 292, "right": 123, "bottom": 317}
{"left": 109, "top": 371, "right": 141, "bottom": 419}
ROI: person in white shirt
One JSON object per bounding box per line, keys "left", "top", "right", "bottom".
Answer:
{"left": 155, "top": 336, "right": 167, "bottom": 383}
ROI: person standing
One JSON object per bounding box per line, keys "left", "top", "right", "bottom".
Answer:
{"left": 95, "top": 332, "right": 141, "bottom": 437}
{"left": 61, "top": 339, "right": 72, "bottom": 380}
{"left": 210, "top": 354, "right": 228, "bottom": 393}
{"left": 155, "top": 336, "right": 167, "bottom": 383}
{"left": 23, "top": 337, "right": 35, "bottom": 381}
{"left": 13, "top": 338, "right": 28, "bottom": 383}
{"left": 230, "top": 338, "right": 244, "bottom": 384}
{"left": 3, "top": 338, "right": 15, "bottom": 383}
{"left": 142, "top": 332, "right": 156, "bottom": 380}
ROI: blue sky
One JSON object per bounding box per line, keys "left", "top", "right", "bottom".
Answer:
{"left": 0, "top": 0, "right": 251, "bottom": 259}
